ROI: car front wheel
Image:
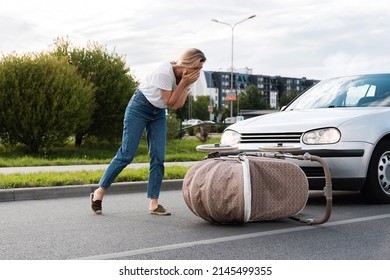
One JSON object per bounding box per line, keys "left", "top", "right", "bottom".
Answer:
{"left": 362, "top": 140, "right": 390, "bottom": 203}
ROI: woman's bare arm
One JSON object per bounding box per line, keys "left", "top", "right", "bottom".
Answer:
{"left": 161, "top": 69, "right": 200, "bottom": 110}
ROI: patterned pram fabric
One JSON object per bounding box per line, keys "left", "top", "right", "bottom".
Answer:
{"left": 182, "top": 156, "right": 309, "bottom": 224}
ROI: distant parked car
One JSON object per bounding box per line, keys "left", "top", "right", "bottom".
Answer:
{"left": 223, "top": 116, "right": 244, "bottom": 124}
{"left": 182, "top": 119, "right": 202, "bottom": 126}
{"left": 221, "top": 73, "right": 390, "bottom": 203}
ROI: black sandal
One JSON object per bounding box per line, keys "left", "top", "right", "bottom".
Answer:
{"left": 90, "top": 193, "right": 102, "bottom": 214}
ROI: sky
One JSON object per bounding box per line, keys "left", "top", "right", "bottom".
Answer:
{"left": 1, "top": 0, "right": 389, "bottom": 82}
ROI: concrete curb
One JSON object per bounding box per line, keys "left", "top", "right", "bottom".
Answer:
{"left": 0, "top": 179, "right": 184, "bottom": 202}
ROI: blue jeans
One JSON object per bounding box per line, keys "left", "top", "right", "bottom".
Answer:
{"left": 98, "top": 90, "right": 166, "bottom": 198}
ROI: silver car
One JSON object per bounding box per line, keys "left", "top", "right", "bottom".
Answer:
{"left": 221, "top": 73, "right": 390, "bottom": 203}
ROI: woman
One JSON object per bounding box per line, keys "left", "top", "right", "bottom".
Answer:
{"left": 90, "top": 48, "right": 206, "bottom": 216}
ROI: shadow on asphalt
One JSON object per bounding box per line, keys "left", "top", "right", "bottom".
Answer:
{"left": 308, "top": 190, "right": 366, "bottom": 205}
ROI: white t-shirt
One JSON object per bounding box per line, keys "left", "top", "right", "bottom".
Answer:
{"left": 138, "top": 62, "right": 176, "bottom": 108}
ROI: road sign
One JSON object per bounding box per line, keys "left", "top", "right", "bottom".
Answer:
{"left": 226, "top": 89, "right": 237, "bottom": 101}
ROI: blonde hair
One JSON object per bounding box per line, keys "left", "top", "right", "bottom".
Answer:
{"left": 174, "top": 48, "right": 206, "bottom": 68}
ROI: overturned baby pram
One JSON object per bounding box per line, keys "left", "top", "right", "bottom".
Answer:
{"left": 182, "top": 144, "right": 332, "bottom": 225}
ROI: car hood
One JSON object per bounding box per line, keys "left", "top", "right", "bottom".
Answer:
{"left": 227, "top": 108, "right": 389, "bottom": 133}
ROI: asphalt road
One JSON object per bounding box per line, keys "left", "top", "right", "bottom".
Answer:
{"left": 1, "top": 187, "right": 390, "bottom": 260}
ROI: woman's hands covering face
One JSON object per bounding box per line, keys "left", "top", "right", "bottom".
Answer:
{"left": 182, "top": 68, "right": 201, "bottom": 85}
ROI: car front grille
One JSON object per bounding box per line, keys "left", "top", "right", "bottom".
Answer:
{"left": 239, "top": 132, "right": 302, "bottom": 144}
{"left": 238, "top": 132, "right": 325, "bottom": 178}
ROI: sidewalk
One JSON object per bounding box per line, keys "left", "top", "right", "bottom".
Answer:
{"left": 0, "top": 161, "right": 198, "bottom": 202}
{"left": 0, "top": 161, "right": 197, "bottom": 174}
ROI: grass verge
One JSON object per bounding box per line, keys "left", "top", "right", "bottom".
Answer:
{"left": 0, "top": 137, "right": 219, "bottom": 167}
{"left": 0, "top": 137, "right": 217, "bottom": 189}
{"left": 0, "top": 165, "right": 190, "bottom": 189}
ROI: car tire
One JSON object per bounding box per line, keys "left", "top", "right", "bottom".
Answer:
{"left": 362, "top": 140, "right": 390, "bottom": 203}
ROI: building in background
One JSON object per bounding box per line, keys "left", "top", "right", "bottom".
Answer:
{"left": 191, "top": 69, "right": 319, "bottom": 113}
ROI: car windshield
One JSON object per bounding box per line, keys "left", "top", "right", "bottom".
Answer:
{"left": 286, "top": 74, "right": 390, "bottom": 110}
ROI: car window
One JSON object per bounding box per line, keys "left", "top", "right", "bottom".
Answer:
{"left": 345, "top": 84, "right": 376, "bottom": 106}
{"left": 286, "top": 74, "right": 390, "bottom": 110}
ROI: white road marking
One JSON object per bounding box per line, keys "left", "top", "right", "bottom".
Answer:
{"left": 75, "top": 213, "right": 390, "bottom": 260}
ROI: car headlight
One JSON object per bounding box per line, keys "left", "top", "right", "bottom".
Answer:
{"left": 221, "top": 130, "right": 241, "bottom": 145}
{"left": 302, "top": 127, "right": 341, "bottom": 144}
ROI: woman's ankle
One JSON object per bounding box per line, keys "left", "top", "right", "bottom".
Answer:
{"left": 93, "top": 187, "right": 105, "bottom": 201}
{"left": 149, "top": 198, "right": 159, "bottom": 210}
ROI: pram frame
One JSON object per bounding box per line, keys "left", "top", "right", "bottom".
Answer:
{"left": 196, "top": 144, "right": 332, "bottom": 225}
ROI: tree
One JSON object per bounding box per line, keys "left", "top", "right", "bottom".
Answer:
{"left": 0, "top": 53, "right": 94, "bottom": 153}
{"left": 239, "top": 84, "right": 268, "bottom": 110}
{"left": 174, "top": 95, "right": 212, "bottom": 121}
{"left": 174, "top": 93, "right": 193, "bottom": 121}
{"left": 50, "top": 38, "right": 138, "bottom": 146}
{"left": 280, "top": 91, "right": 301, "bottom": 107}
{"left": 192, "top": 96, "right": 210, "bottom": 121}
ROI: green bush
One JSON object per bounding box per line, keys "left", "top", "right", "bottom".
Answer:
{"left": 166, "top": 113, "right": 181, "bottom": 140}
{"left": 186, "top": 126, "right": 196, "bottom": 136}
{"left": 0, "top": 53, "right": 95, "bottom": 153}
{"left": 50, "top": 38, "right": 139, "bottom": 145}
{"left": 195, "top": 124, "right": 214, "bottom": 142}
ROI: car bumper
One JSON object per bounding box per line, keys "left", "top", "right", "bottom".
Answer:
{"left": 221, "top": 142, "right": 374, "bottom": 191}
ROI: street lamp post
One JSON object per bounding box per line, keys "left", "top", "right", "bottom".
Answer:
{"left": 208, "top": 71, "right": 215, "bottom": 121}
{"left": 212, "top": 15, "right": 256, "bottom": 118}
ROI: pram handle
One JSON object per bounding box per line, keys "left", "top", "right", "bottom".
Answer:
{"left": 253, "top": 151, "right": 332, "bottom": 225}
